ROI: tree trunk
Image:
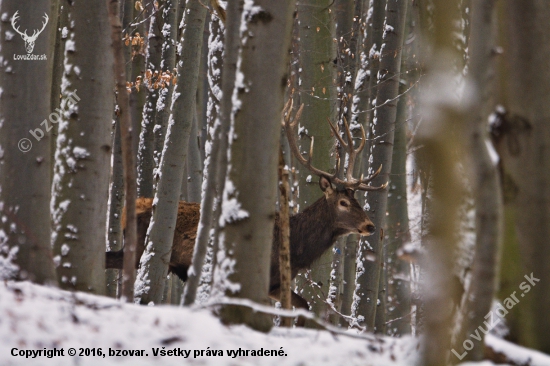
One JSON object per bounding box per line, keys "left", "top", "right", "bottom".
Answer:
{"left": 137, "top": 0, "right": 165, "bottom": 198}
{"left": 384, "top": 80, "right": 411, "bottom": 335}
{"left": 106, "top": 0, "right": 138, "bottom": 303}
{"left": 135, "top": 0, "right": 206, "bottom": 305}
{"left": 0, "top": 1, "right": 58, "bottom": 285}
{"left": 153, "top": 0, "right": 181, "bottom": 168}
{"left": 278, "top": 150, "right": 292, "bottom": 327}
{"left": 182, "top": 3, "right": 240, "bottom": 306}
{"left": 493, "top": 0, "right": 550, "bottom": 355}
{"left": 186, "top": 111, "right": 203, "bottom": 203}
{"left": 49, "top": 0, "right": 67, "bottom": 168}
{"left": 128, "top": 2, "right": 146, "bottom": 161}
{"left": 419, "top": 0, "right": 465, "bottom": 363}
{"left": 454, "top": 0, "right": 502, "bottom": 361}
{"left": 217, "top": 0, "right": 295, "bottom": 332}
{"left": 354, "top": 0, "right": 408, "bottom": 331}
{"left": 106, "top": 121, "right": 125, "bottom": 297}
{"left": 295, "top": 0, "right": 337, "bottom": 319}
{"left": 51, "top": 0, "right": 114, "bottom": 294}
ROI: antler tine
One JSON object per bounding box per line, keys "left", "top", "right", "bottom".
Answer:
{"left": 355, "top": 124, "right": 366, "bottom": 154}
{"left": 359, "top": 164, "right": 382, "bottom": 184}
{"left": 282, "top": 98, "right": 293, "bottom": 124}
{"left": 342, "top": 117, "right": 354, "bottom": 151}
{"left": 292, "top": 103, "right": 304, "bottom": 128}
{"left": 284, "top": 103, "right": 333, "bottom": 180}
{"left": 341, "top": 117, "right": 361, "bottom": 181}
{"left": 357, "top": 181, "right": 389, "bottom": 191}
{"left": 327, "top": 118, "right": 347, "bottom": 148}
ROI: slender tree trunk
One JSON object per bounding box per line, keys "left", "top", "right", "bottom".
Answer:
{"left": 362, "top": 0, "right": 386, "bottom": 154}
{"left": 454, "top": 0, "right": 502, "bottom": 361}
{"left": 51, "top": 0, "right": 114, "bottom": 294}
{"left": 217, "top": 0, "right": 295, "bottom": 332}
{"left": 0, "top": 1, "right": 57, "bottom": 285}
{"left": 384, "top": 80, "right": 411, "bottom": 335}
{"left": 351, "top": 0, "right": 385, "bottom": 328}
{"left": 49, "top": 0, "right": 67, "bottom": 167}
{"left": 106, "top": 121, "right": 125, "bottom": 297}
{"left": 137, "top": 0, "right": 164, "bottom": 198}
{"left": 106, "top": 0, "right": 134, "bottom": 298}
{"left": 128, "top": 2, "right": 146, "bottom": 160}
{"left": 186, "top": 111, "right": 203, "bottom": 203}
{"left": 154, "top": 0, "right": 180, "bottom": 170}
{"left": 183, "top": 3, "right": 240, "bottom": 306}
{"left": 354, "top": 0, "right": 409, "bottom": 331}
{"left": 136, "top": 0, "right": 206, "bottom": 305}
{"left": 327, "top": 0, "right": 364, "bottom": 326}
{"left": 278, "top": 150, "right": 292, "bottom": 327}
{"left": 106, "top": 0, "right": 138, "bottom": 303}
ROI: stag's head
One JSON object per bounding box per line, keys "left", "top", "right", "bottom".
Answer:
{"left": 283, "top": 100, "right": 388, "bottom": 237}
{"left": 318, "top": 175, "right": 376, "bottom": 236}
{"left": 11, "top": 11, "right": 49, "bottom": 54}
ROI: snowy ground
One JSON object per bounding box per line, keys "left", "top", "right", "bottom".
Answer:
{"left": 1, "top": 281, "right": 549, "bottom": 366}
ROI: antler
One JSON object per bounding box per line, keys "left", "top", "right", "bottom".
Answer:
{"left": 283, "top": 99, "right": 387, "bottom": 191}
{"left": 11, "top": 11, "right": 28, "bottom": 38}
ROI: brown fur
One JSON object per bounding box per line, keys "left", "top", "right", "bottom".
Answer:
{"left": 112, "top": 198, "right": 200, "bottom": 281}
{"left": 106, "top": 178, "right": 375, "bottom": 315}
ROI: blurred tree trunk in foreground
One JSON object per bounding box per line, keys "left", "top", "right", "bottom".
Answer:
{"left": 491, "top": 0, "right": 550, "bottom": 355}
{"left": 0, "top": 0, "right": 58, "bottom": 285}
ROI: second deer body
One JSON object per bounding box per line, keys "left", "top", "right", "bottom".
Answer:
{"left": 106, "top": 102, "right": 385, "bottom": 315}
{"left": 106, "top": 176, "right": 375, "bottom": 310}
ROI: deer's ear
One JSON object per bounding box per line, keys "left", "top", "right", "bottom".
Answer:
{"left": 319, "top": 176, "right": 333, "bottom": 196}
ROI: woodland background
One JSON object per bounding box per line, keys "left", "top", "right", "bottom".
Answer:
{"left": 0, "top": 0, "right": 549, "bottom": 365}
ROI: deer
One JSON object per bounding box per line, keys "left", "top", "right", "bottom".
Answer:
{"left": 106, "top": 101, "right": 386, "bottom": 317}
{"left": 11, "top": 11, "right": 49, "bottom": 54}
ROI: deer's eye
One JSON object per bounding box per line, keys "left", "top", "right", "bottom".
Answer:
{"left": 339, "top": 200, "right": 349, "bottom": 207}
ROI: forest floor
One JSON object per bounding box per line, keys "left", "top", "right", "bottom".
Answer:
{"left": 1, "top": 281, "right": 549, "bottom": 366}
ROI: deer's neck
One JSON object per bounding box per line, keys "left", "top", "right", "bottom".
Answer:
{"left": 289, "top": 196, "right": 339, "bottom": 270}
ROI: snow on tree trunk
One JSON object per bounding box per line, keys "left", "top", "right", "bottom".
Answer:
{"left": 153, "top": 0, "right": 181, "bottom": 171}
{"left": 137, "top": 0, "right": 165, "bottom": 198}
{"left": 0, "top": 1, "right": 58, "bottom": 285}
{"left": 50, "top": 0, "right": 114, "bottom": 294}
{"left": 135, "top": 0, "right": 207, "bottom": 305}
{"left": 183, "top": 3, "right": 240, "bottom": 306}
{"left": 353, "top": 0, "right": 408, "bottom": 331}
{"left": 106, "top": 122, "right": 125, "bottom": 297}
{"left": 216, "top": 0, "right": 295, "bottom": 332}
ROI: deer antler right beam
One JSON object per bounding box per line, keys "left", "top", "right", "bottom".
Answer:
{"left": 283, "top": 100, "right": 387, "bottom": 191}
